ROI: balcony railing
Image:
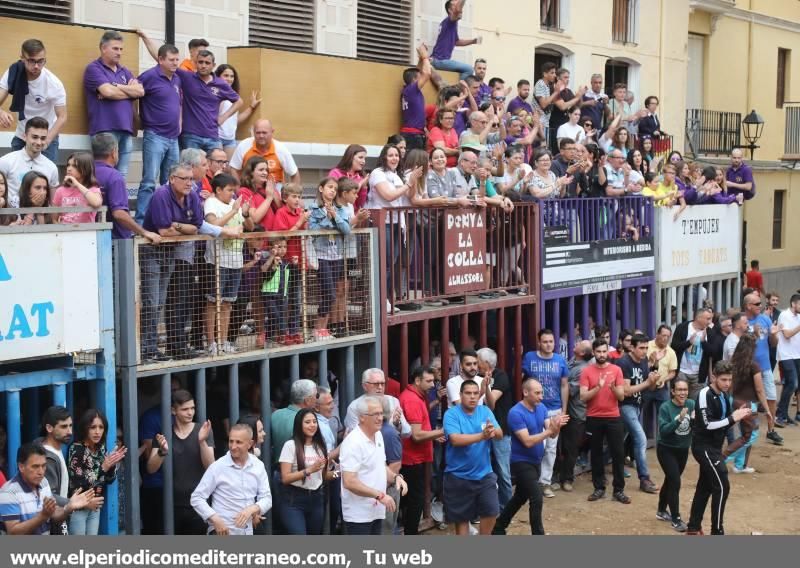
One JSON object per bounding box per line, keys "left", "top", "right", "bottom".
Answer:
{"left": 540, "top": 0, "right": 562, "bottom": 32}
{"left": 685, "top": 109, "right": 742, "bottom": 157}
{"left": 782, "top": 102, "right": 800, "bottom": 160}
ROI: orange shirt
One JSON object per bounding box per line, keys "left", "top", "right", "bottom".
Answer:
{"left": 179, "top": 58, "right": 195, "bottom": 72}
{"left": 240, "top": 140, "right": 287, "bottom": 184}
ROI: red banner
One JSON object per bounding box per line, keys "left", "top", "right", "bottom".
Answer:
{"left": 443, "top": 209, "right": 487, "bottom": 294}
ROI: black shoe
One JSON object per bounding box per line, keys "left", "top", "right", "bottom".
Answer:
{"left": 491, "top": 525, "right": 507, "bottom": 535}
{"left": 766, "top": 430, "right": 784, "bottom": 445}
{"left": 588, "top": 489, "right": 605, "bottom": 501}
{"left": 397, "top": 302, "right": 423, "bottom": 311}
{"left": 612, "top": 491, "right": 632, "bottom": 504}
{"left": 448, "top": 296, "right": 466, "bottom": 304}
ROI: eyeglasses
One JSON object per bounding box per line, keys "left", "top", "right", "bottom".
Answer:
{"left": 750, "top": 302, "right": 762, "bottom": 306}
{"left": 366, "top": 381, "right": 385, "bottom": 386}
{"left": 23, "top": 57, "right": 47, "bottom": 67}
{"left": 363, "top": 412, "right": 384, "bottom": 418}
{"left": 172, "top": 175, "right": 193, "bottom": 182}
{"left": 210, "top": 159, "right": 230, "bottom": 165}
{"left": 583, "top": 123, "right": 593, "bottom": 128}
{"left": 493, "top": 96, "right": 506, "bottom": 102}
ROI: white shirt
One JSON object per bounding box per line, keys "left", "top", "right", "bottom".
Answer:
{"left": 203, "top": 196, "right": 245, "bottom": 268}
{"left": 218, "top": 100, "right": 238, "bottom": 141}
{"left": 344, "top": 394, "right": 411, "bottom": 437}
{"left": 229, "top": 137, "right": 298, "bottom": 189}
{"left": 556, "top": 122, "right": 584, "bottom": 143}
{"left": 446, "top": 374, "right": 485, "bottom": 407}
{"left": 723, "top": 333, "right": 740, "bottom": 362}
{"left": 339, "top": 426, "right": 387, "bottom": 523}
{"left": 366, "top": 168, "right": 409, "bottom": 225}
{"left": 679, "top": 322, "right": 706, "bottom": 375}
{"left": 778, "top": 310, "right": 800, "bottom": 361}
{"left": 0, "top": 149, "right": 60, "bottom": 207}
{"left": 190, "top": 452, "right": 272, "bottom": 535}
{"left": 279, "top": 440, "right": 326, "bottom": 490}
{"left": 0, "top": 67, "right": 66, "bottom": 140}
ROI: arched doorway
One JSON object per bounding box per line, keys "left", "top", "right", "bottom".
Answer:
{"left": 533, "top": 43, "right": 575, "bottom": 80}
{"left": 603, "top": 57, "right": 640, "bottom": 101}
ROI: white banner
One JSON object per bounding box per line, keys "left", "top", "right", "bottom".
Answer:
{"left": 0, "top": 231, "right": 101, "bottom": 362}
{"left": 656, "top": 204, "right": 742, "bottom": 283}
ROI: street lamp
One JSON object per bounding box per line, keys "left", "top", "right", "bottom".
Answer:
{"left": 741, "top": 109, "right": 765, "bottom": 160}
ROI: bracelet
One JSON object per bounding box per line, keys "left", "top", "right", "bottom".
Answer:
{"left": 375, "top": 492, "right": 385, "bottom": 502}
{"left": 157, "top": 449, "right": 168, "bottom": 457}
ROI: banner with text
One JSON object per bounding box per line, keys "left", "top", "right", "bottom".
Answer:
{"left": 443, "top": 209, "right": 487, "bottom": 294}
{"left": 656, "top": 204, "right": 741, "bottom": 283}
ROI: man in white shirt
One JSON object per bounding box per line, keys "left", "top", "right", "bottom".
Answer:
{"left": 0, "top": 39, "right": 67, "bottom": 162}
{"left": 190, "top": 423, "right": 272, "bottom": 535}
{"left": 344, "top": 368, "right": 411, "bottom": 437}
{"left": 0, "top": 116, "right": 59, "bottom": 207}
{"left": 340, "top": 396, "right": 407, "bottom": 535}
{"left": 723, "top": 312, "right": 748, "bottom": 362}
{"left": 776, "top": 294, "right": 800, "bottom": 426}
{"left": 447, "top": 349, "right": 486, "bottom": 407}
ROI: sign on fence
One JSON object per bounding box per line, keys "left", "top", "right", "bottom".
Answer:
{"left": 443, "top": 209, "right": 487, "bottom": 294}
{"left": 656, "top": 204, "right": 741, "bottom": 282}
{"left": 0, "top": 231, "right": 101, "bottom": 362}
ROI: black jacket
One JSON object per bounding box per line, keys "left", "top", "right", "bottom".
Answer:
{"left": 671, "top": 320, "right": 711, "bottom": 383}
{"left": 692, "top": 384, "right": 734, "bottom": 449}
{"left": 638, "top": 114, "right": 662, "bottom": 138}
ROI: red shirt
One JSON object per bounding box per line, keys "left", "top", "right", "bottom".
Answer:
{"left": 427, "top": 126, "right": 459, "bottom": 167}
{"left": 386, "top": 377, "right": 401, "bottom": 398}
{"left": 399, "top": 386, "right": 433, "bottom": 465}
{"left": 238, "top": 185, "right": 281, "bottom": 230}
{"left": 746, "top": 270, "right": 764, "bottom": 292}
{"left": 272, "top": 205, "right": 305, "bottom": 262}
{"left": 579, "top": 363, "right": 624, "bottom": 418}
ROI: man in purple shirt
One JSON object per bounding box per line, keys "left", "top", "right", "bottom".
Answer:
{"left": 135, "top": 44, "right": 183, "bottom": 224}
{"left": 473, "top": 58, "right": 491, "bottom": 105}
{"left": 725, "top": 148, "right": 756, "bottom": 201}
{"left": 507, "top": 80, "right": 534, "bottom": 116}
{"left": 92, "top": 133, "right": 160, "bottom": 243}
{"left": 83, "top": 31, "right": 144, "bottom": 178}
{"left": 400, "top": 44, "right": 432, "bottom": 151}
{"left": 431, "top": 0, "right": 480, "bottom": 81}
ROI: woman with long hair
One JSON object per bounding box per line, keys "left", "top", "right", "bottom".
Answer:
{"left": 52, "top": 152, "right": 102, "bottom": 224}
{"left": 725, "top": 334, "right": 771, "bottom": 473}
{"left": 426, "top": 108, "right": 459, "bottom": 168}
{"left": 0, "top": 171, "right": 14, "bottom": 226}
{"left": 496, "top": 145, "right": 533, "bottom": 195}
{"left": 279, "top": 408, "right": 332, "bottom": 534}
{"left": 215, "top": 64, "right": 261, "bottom": 159}
{"left": 238, "top": 155, "right": 281, "bottom": 231}
{"left": 656, "top": 377, "right": 694, "bottom": 532}
{"left": 15, "top": 171, "right": 50, "bottom": 225}
{"left": 328, "top": 144, "right": 369, "bottom": 211}
{"left": 68, "top": 409, "right": 127, "bottom": 535}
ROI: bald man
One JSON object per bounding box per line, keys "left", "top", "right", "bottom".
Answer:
{"left": 725, "top": 148, "right": 756, "bottom": 201}
{"left": 229, "top": 118, "right": 300, "bottom": 188}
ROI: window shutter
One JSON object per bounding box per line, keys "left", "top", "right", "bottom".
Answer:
{"left": 249, "top": 0, "right": 315, "bottom": 52}
{"left": 357, "top": 0, "right": 412, "bottom": 65}
{"left": 0, "top": 0, "right": 71, "bottom": 22}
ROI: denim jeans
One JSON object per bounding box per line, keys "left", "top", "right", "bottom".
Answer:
{"left": 12, "top": 134, "right": 59, "bottom": 162}
{"left": 139, "top": 247, "right": 176, "bottom": 358}
{"left": 491, "top": 435, "right": 512, "bottom": 509}
{"left": 539, "top": 408, "right": 561, "bottom": 485}
{"left": 344, "top": 519, "right": 382, "bottom": 535}
{"left": 778, "top": 359, "right": 800, "bottom": 420}
{"left": 281, "top": 486, "right": 325, "bottom": 535}
{"left": 98, "top": 130, "right": 133, "bottom": 178}
{"left": 137, "top": 130, "right": 179, "bottom": 223}
{"left": 620, "top": 404, "right": 650, "bottom": 480}
{"left": 431, "top": 58, "right": 473, "bottom": 80}
{"left": 69, "top": 507, "right": 100, "bottom": 535}
{"left": 180, "top": 133, "right": 222, "bottom": 154}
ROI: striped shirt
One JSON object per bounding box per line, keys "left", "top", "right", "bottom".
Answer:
{"left": 0, "top": 475, "right": 53, "bottom": 535}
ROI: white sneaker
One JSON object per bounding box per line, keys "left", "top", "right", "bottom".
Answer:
{"left": 732, "top": 466, "right": 756, "bottom": 474}
{"left": 468, "top": 523, "right": 479, "bottom": 536}
{"left": 386, "top": 300, "right": 400, "bottom": 314}
{"left": 207, "top": 342, "right": 218, "bottom": 355}
{"left": 430, "top": 498, "right": 444, "bottom": 523}
{"left": 222, "top": 341, "right": 238, "bottom": 354}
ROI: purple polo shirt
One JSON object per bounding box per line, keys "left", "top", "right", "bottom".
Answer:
{"left": 95, "top": 160, "right": 132, "bottom": 240}
{"left": 143, "top": 182, "right": 204, "bottom": 232}
{"left": 455, "top": 100, "right": 469, "bottom": 136}
{"left": 432, "top": 17, "right": 459, "bottom": 60}
{"left": 176, "top": 69, "right": 239, "bottom": 139}
{"left": 401, "top": 82, "right": 426, "bottom": 133}
{"left": 477, "top": 83, "right": 492, "bottom": 105}
{"left": 507, "top": 96, "right": 534, "bottom": 115}
{"left": 83, "top": 59, "right": 135, "bottom": 135}
{"left": 138, "top": 65, "right": 183, "bottom": 140}
{"left": 725, "top": 163, "right": 756, "bottom": 200}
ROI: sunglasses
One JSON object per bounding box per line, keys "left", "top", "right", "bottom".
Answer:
{"left": 583, "top": 123, "right": 593, "bottom": 128}
{"left": 494, "top": 96, "right": 506, "bottom": 102}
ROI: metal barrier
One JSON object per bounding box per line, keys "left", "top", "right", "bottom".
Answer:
{"left": 685, "top": 109, "right": 742, "bottom": 157}
{"left": 0, "top": 214, "right": 119, "bottom": 533}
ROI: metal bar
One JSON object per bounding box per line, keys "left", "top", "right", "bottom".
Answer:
{"left": 421, "top": 320, "right": 430, "bottom": 366}
{"left": 621, "top": 287, "right": 630, "bottom": 331}
{"left": 401, "top": 323, "right": 409, "bottom": 388}
{"left": 480, "top": 311, "right": 488, "bottom": 349}
{"left": 119, "top": 366, "right": 140, "bottom": 534}
{"left": 53, "top": 383, "right": 67, "bottom": 407}
{"left": 161, "top": 373, "right": 175, "bottom": 535}
{"left": 568, "top": 296, "right": 575, "bottom": 354}
{"left": 291, "top": 354, "right": 300, "bottom": 381}
{"left": 609, "top": 291, "right": 618, "bottom": 343}
{"left": 497, "top": 308, "right": 506, "bottom": 372}
{"left": 442, "top": 316, "right": 451, "bottom": 383}
{"left": 195, "top": 368, "right": 207, "bottom": 424}
{"left": 6, "top": 390, "right": 20, "bottom": 478}
{"left": 319, "top": 349, "right": 329, "bottom": 389}
{"left": 677, "top": 286, "right": 685, "bottom": 325}
{"left": 345, "top": 345, "right": 355, "bottom": 414}
{"left": 258, "top": 359, "right": 273, "bottom": 534}
{"left": 635, "top": 286, "right": 643, "bottom": 331}
{"left": 229, "top": 363, "right": 240, "bottom": 426}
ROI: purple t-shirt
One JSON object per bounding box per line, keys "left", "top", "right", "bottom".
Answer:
{"left": 477, "top": 83, "right": 492, "bottom": 105}
{"left": 142, "top": 183, "right": 204, "bottom": 232}
{"left": 507, "top": 96, "right": 534, "bottom": 116}
{"left": 401, "top": 82, "right": 426, "bottom": 132}
{"left": 432, "top": 17, "right": 459, "bottom": 60}
{"left": 725, "top": 164, "right": 756, "bottom": 200}
{"left": 455, "top": 100, "right": 469, "bottom": 136}
{"left": 176, "top": 69, "right": 239, "bottom": 139}
{"left": 83, "top": 59, "right": 135, "bottom": 135}
{"left": 138, "top": 65, "right": 183, "bottom": 140}
{"left": 95, "top": 160, "right": 131, "bottom": 239}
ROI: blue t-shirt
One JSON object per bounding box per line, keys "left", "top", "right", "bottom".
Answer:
{"left": 521, "top": 351, "right": 569, "bottom": 411}
{"left": 380, "top": 421, "right": 403, "bottom": 464}
{"left": 507, "top": 402, "right": 548, "bottom": 465}
{"left": 748, "top": 314, "right": 773, "bottom": 372}
{"left": 139, "top": 406, "right": 164, "bottom": 488}
{"left": 444, "top": 405, "right": 498, "bottom": 480}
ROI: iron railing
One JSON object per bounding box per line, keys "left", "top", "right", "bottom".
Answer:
{"left": 685, "top": 108, "right": 742, "bottom": 157}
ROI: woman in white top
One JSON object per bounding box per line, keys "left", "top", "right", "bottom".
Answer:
{"left": 279, "top": 408, "right": 333, "bottom": 535}
{"left": 556, "top": 106, "right": 585, "bottom": 144}
{"left": 215, "top": 64, "right": 261, "bottom": 159}
{"left": 528, "top": 148, "right": 571, "bottom": 200}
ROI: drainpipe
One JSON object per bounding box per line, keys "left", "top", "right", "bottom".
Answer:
{"left": 166, "top": 0, "right": 175, "bottom": 45}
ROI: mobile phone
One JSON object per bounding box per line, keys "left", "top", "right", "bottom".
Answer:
{"left": 750, "top": 402, "right": 758, "bottom": 413}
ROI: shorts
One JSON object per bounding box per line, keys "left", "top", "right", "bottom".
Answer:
{"left": 220, "top": 138, "right": 237, "bottom": 149}
{"left": 442, "top": 472, "right": 499, "bottom": 523}
{"left": 206, "top": 266, "right": 242, "bottom": 303}
{"left": 762, "top": 368, "right": 777, "bottom": 401}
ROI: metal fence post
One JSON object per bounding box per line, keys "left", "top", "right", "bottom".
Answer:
{"left": 161, "top": 373, "right": 175, "bottom": 535}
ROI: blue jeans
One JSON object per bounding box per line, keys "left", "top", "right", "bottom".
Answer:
{"left": 620, "top": 404, "right": 650, "bottom": 480}
{"left": 12, "top": 135, "right": 59, "bottom": 162}
{"left": 98, "top": 130, "right": 133, "bottom": 178}
{"left": 139, "top": 247, "right": 175, "bottom": 358}
{"left": 180, "top": 133, "right": 222, "bottom": 154}
{"left": 137, "top": 130, "right": 179, "bottom": 223}
{"left": 491, "top": 435, "right": 512, "bottom": 509}
{"left": 778, "top": 359, "right": 800, "bottom": 420}
{"left": 69, "top": 507, "right": 100, "bottom": 535}
{"left": 431, "top": 58, "right": 473, "bottom": 80}
{"left": 281, "top": 486, "right": 325, "bottom": 535}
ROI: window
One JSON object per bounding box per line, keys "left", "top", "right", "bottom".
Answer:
{"left": 0, "top": 0, "right": 71, "bottom": 22}
{"left": 541, "top": 0, "right": 562, "bottom": 32}
{"left": 777, "top": 48, "right": 790, "bottom": 108}
{"left": 772, "top": 189, "right": 786, "bottom": 249}
{"left": 357, "top": 0, "right": 412, "bottom": 65}
{"left": 612, "top": 0, "right": 638, "bottom": 45}
{"left": 249, "top": 0, "right": 315, "bottom": 52}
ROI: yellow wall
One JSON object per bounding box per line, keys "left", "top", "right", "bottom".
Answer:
{"left": 0, "top": 17, "right": 139, "bottom": 136}
{"left": 742, "top": 171, "right": 800, "bottom": 268}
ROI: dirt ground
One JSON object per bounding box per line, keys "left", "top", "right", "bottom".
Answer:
{"left": 428, "top": 417, "right": 800, "bottom": 535}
